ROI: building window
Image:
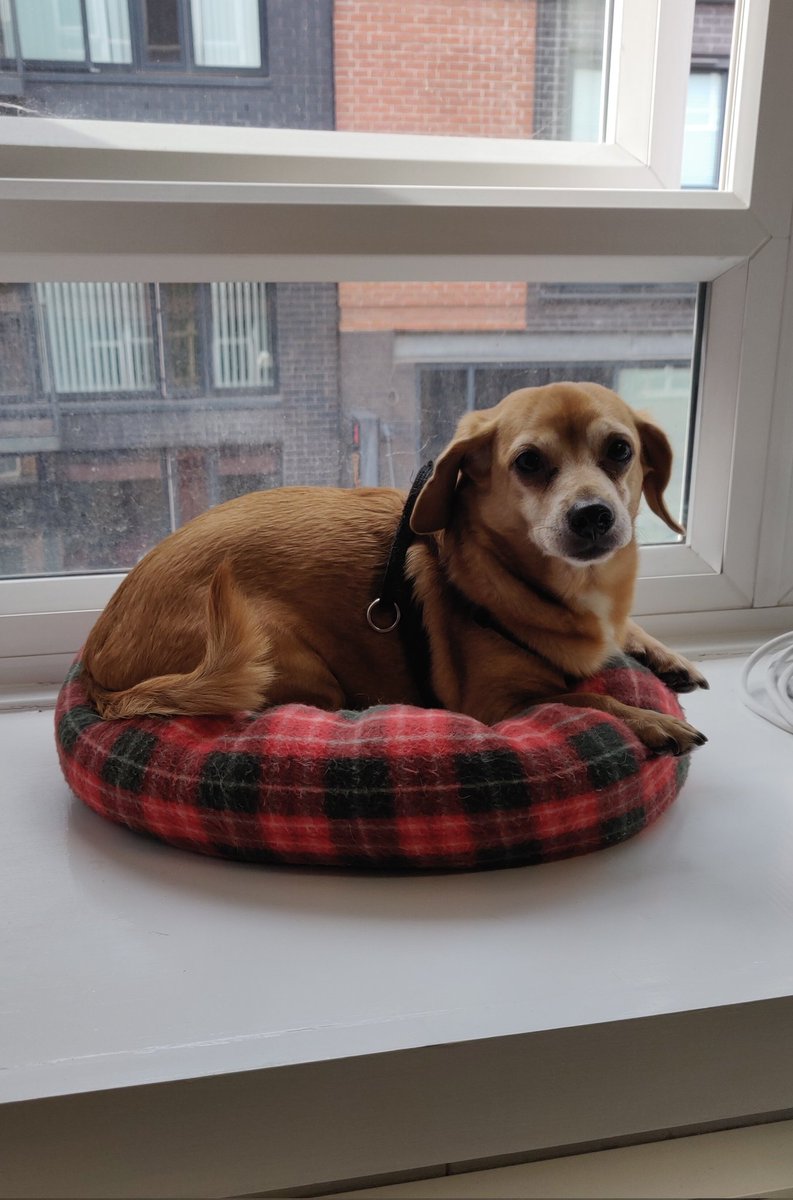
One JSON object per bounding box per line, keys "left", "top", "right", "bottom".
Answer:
{"left": 25, "top": 283, "right": 277, "bottom": 401}
{"left": 141, "top": 0, "right": 181, "bottom": 66}
{"left": 0, "top": 0, "right": 265, "bottom": 74}
{"left": 191, "top": 0, "right": 262, "bottom": 68}
{"left": 38, "top": 282, "right": 156, "bottom": 395}
{"left": 682, "top": 67, "right": 728, "bottom": 188}
{"left": 210, "top": 283, "right": 274, "bottom": 392}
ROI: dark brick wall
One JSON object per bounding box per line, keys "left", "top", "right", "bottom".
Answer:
{"left": 693, "top": 1, "right": 735, "bottom": 60}
{"left": 528, "top": 285, "right": 698, "bottom": 335}
{"left": 18, "top": 0, "right": 334, "bottom": 129}
{"left": 533, "top": 0, "right": 605, "bottom": 142}
{"left": 276, "top": 283, "right": 341, "bottom": 486}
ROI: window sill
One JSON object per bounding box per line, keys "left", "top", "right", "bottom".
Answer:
{"left": 2, "top": 656, "right": 793, "bottom": 1196}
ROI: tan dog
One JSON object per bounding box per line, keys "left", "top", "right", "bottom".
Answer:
{"left": 83, "top": 382, "right": 707, "bottom": 754}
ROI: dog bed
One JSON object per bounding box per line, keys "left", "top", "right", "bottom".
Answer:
{"left": 55, "top": 654, "right": 690, "bottom": 871}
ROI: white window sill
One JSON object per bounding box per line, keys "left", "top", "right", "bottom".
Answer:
{"left": 2, "top": 656, "right": 793, "bottom": 1198}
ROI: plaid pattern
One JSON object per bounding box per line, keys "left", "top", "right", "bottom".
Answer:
{"left": 55, "top": 656, "right": 689, "bottom": 871}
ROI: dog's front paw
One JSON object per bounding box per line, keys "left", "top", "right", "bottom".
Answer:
{"left": 649, "top": 652, "right": 709, "bottom": 694}
{"left": 651, "top": 652, "right": 708, "bottom": 694}
{"left": 625, "top": 629, "right": 709, "bottom": 693}
{"left": 628, "top": 711, "right": 708, "bottom": 756}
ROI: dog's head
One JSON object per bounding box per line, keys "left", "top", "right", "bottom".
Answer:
{"left": 410, "top": 382, "right": 683, "bottom": 566}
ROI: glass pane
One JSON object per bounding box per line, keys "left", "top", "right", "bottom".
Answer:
{"left": 142, "top": 0, "right": 182, "bottom": 65}
{"left": 534, "top": 0, "right": 607, "bottom": 142}
{"left": 209, "top": 282, "right": 273, "bottom": 389}
{"left": 161, "top": 283, "right": 202, "bottom": 393}
{"left": 2, "top": 0, "right": 615, "bottom": 136}
{"left": 0, "top": 0, "right": 16, "bottom": 58}
{"left": 0, "top": 0, "right": 739, "bottom": 171}
{"left": 684, "top": 0, "right": 736, "bottom": 188}
{"left": 86, "top": 0, "right": 132, "bottom": 64}
{"left": 16, "top": 0, "right": 85, "bottom": 61}
{"left": 37, "top": 283, "right": 155, "bottom": 394}
{"left": 0, "top": 279, "right": 699, "bottom": 578}
{"left": 191, "top": 0, "right": 260, "bottom": 68}
{"left": 682, "top": 70, "right": 726, "bottom": 187}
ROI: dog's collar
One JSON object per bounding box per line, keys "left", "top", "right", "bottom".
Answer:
{"left": 367, "top": 462, "right": 439, "bottom": 707}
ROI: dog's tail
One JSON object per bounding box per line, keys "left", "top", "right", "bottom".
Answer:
{"left": 87, "top": 559, "right": 274, "bottom": 720}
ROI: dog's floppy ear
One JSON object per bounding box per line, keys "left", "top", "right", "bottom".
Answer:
{"left": 635, "top": 412, "right": 685, "bottom": 535}
{"left": 410, "top": 410, "right": 496, "bottom": 534}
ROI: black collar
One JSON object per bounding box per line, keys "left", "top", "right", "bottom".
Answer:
{"left": 367, "top": 462, "right": 439, "bottom": 708}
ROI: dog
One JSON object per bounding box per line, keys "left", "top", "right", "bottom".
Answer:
{"left": 82, "top": 382, "right": 708, "bottom": 755}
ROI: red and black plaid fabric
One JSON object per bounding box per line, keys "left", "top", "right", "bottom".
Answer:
{"left": 55, "top": 656, "right": 690, "bottom": 871}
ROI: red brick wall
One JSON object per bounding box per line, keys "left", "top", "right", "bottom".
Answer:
{"left": 334, "top": 0, "right": 535, "bottom": 331}
{"left": 338, "top": 282, "right": 529, "bottom": 332}
{"left": 335, "top": 0, "right": 538, "bottom": 138}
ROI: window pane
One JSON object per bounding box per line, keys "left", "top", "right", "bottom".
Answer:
{"left": 2, "top": 0, "right": 615, "bottom": 136}
{"left": 0, "top": 279, "right": 700, "bottom": 578}
{"left": 210, "top": 283, "right": 273, "bottom": 390}
{"left": 682, "top": 70, "right": 726, "bottom": 187}
{"left": 684, "top": 1, "right": 736, "bottom": 188}
{"left": 617, "top": 365, "right": 693, "bottom": 544}
{"left": 37, "top": 283, "right": 155, "bottom": 394}
{"left": 1, "top": 0, "right": 740, "bottom": 166}
{"left": 161, "top": 283, "right": 202, "bottom": 393}
{"left": 534, "top": 0, "right": 607, "bottom": 142}
{"left": 16, "top": 0, "right": 85, "bottom": 61}
{"left": 142, "top": 0, "right": 182, "bottom": 64}
{"left": 0, "top": 0, "right": 16, "bottom": 58}
{"left": 86, "top": 0, "right": 132, "bottom": 64}
{"left": 191, "top": 0, "right": 261, "bottom": 68}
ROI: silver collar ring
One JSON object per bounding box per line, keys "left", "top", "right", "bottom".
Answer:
{"left": 366, "top": 598, "right": 401, "bottom": 633}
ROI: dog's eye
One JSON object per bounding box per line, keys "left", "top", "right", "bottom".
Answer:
{"left": 606, "top": 438, "right": 633, "bottom": 464}
{"left": 514, "top": 448, "right": 545, "bottom": 475}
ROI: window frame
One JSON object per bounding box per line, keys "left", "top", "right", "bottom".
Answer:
{"left": 2, "top": 0, "right": 793, "bottom": 688}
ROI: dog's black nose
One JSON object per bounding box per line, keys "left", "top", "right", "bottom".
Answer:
{"left": 567, "top": 501, "right": 615, "bottom": 542}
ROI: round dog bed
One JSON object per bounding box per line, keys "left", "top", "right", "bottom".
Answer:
{"left": 55, "top": 655, "right": 690, "bottom": 871}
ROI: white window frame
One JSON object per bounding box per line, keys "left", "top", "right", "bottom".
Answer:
{"left": 1, "top": 0, "right": 793, "bottom": 688}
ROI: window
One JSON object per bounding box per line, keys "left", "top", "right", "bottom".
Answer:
{"left": 39, "top": 282, "right": 156, "bottom": 395}
{"left": 682, "top": 68, "right": 728, "bottom": 187}
{"left": 0, "top": 283, "right": 277, "bottom": 403}
{"left": 0, "top": 0, "right": 265, "bottom": 74}
{"left": 209, "top": 283, "right": 274, "bottom": 391}
{"left": 2, "top": 0, "right": 793, "bottom": 687}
